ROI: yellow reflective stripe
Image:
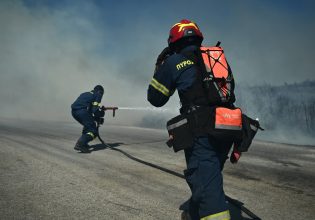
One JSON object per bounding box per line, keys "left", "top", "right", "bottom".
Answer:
{"left": 150, "top": 79, "right": 170, "bottom": 96}
{"left": 177, "top": 22, "right": 198, "bottom": 32}
{"left": 92, "top": 102, "right": 101, "bottom": 106}
{"left": 86, "top": 132, "right": 95, "bottom": 139}
{"left": 171, "top": 22, "right": 198, "bottom": 32}
{"left": 201, "top": 210, "right": 230, "bottom": 220}
{"left": 172, "top": 22, "right": 181, "bottom": 28}
{"left": 150, "top": 78, "right": 170, "bottom": 97}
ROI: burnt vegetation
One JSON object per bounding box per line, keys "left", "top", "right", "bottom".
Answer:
{"left": 236, "top": 80, "right": 315, "bottom": 135}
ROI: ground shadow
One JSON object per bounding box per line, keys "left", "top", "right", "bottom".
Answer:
{"left": 89, "top": 142, "right": 124, "bottom": 152}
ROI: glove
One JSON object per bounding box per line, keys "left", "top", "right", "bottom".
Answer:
{"left": 230, "top": 143, "right": 242, "bottom": 164}
{"left": 94, "top": 108, "right": 105, "bottom": 118}
{"left": 94, "top": 108, "right": 105, "bottom": 125}
{"left": 156, "top": 47, "right": 173, "bottom": 65}
{"left": 155, "top": 47, "right": 173, "bottom": 72}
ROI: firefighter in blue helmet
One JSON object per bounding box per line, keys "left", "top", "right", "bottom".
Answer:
{"left": 147, "top": 20, "right": 233, "bottom": 220}
{"left": 71, "top": 85, "right": 105, "bottom": 153}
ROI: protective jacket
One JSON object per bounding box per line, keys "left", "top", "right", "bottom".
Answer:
{"left": 71, "top": 90, "right": 103, "bottom": 145}
{"left": 148, "top": 45, "right": 201, "bottom": 107}
{"left": 148, "top": 45, "right": 235, "bottom": 112}
{"left": 71, "top": 90, "right": 103, "bottom": 114}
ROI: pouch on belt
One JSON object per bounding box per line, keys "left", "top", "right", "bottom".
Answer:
{"left": 208, "top": 107, "right": 243, "bottom": 141}
{"left": 237, "top": 114, "right": 263, "bottom": 152}
{"left": 166, "top": 114, "right": 193, "bottom": 152}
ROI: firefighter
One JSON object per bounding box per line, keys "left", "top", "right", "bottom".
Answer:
{"left": 71, "top": 85, "right": 105, "bottom": 153}
{"left": 147, "top": 20, "right": 232, "bottom": 220}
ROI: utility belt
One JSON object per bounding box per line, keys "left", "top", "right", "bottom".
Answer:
{"left": 166, "top": 105, "right": 262, "bottom": 152}
{"left": 179, "top": 104, "right": 203, "bottom": 114}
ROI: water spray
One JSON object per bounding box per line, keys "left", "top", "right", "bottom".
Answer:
{"left": 101, "top": 105, "right": 178, "bottom": 122}
{"left": 102, "top": 106, "right": 176, "bottom": 117}
{"left": 118, "top": 106, "right": 173, "bottom": 113}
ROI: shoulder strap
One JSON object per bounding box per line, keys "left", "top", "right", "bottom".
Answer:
{"left": 180, "top": 47, "right": 210, "bottom": 81}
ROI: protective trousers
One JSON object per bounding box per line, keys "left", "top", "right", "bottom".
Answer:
{"left": 183, "top": 136, "right": 232, "bottom": 220}
{"left": 72, "top": 109, "right": 97, "bottom": 145}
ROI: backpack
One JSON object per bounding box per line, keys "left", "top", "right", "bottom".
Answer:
{"left": 167, "top": 43, "right": 263, "bottom": 152}
{"left": 199, "top": 42, "right": 235, "bottom": 106}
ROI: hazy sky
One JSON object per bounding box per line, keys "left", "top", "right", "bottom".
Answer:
{"left": 0, "top": 0, "right": 314, "bottom": 121}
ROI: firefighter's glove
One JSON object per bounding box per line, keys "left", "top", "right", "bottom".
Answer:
{"left": 230, "top": 143, "right": 242, "bottom": 164}
{"left": 155, "top": 47, "right": 173, "bottom": 72}
{"left": 94, "top": 108, "right": 105, "bottom": 118}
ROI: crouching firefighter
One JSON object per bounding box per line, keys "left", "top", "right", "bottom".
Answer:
{"left": 148, "top": 19, "right": 261, "bottom": 220}
{"left": 71, "top": 85, "right": 105, "bottom": 153}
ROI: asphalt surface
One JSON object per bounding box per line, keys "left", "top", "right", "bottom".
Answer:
{"left": 0, "top": 118, "right": 314, "bottom": 220}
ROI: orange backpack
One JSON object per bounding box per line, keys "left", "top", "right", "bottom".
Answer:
{"left": 199, "top": 42, "right": 235, "bottom": 106}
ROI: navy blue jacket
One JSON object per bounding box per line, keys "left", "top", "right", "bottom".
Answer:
{"left": 71, "top": 90, "right": 103, "bottom": 114}
{"left": 147, "top": 46, "right": 198, "bottom": 107}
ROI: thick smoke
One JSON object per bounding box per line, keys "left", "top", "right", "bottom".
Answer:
{"left": 0, "top": 0, "right": 161, "bottom": 124}
{"left": 0, "top": 0, "right": 314, "bottom": 145}
{"left": 236, "top": 81, "right": 315, "bottom": 146}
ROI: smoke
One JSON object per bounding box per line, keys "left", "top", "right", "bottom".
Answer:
{"left": 0, "top": 0, "right": 159, "bottom": 123}
{"left": 236, "top": 81, "right": 315, "bottom": 146}
{"left": 0, "top": 1, "right": 98, "bottom": 120}
{"left": 0, "top": 0, "right": 185, "bottom": 126}
{"left": 0, "top": 0, "right": 314, "bottom": 145}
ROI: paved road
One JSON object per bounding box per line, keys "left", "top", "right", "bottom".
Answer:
{"left": 0, "top": 118, "right": 314, "bottom": 220}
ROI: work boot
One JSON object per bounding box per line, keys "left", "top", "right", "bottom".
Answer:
{"left": 74, "top": 134, "right": 93, "bottom": 153}
{"left": 74, "top": 141, "right": 90, "bottom": 153}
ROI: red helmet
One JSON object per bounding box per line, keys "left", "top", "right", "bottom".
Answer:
{"left": 168, "top": 19, "right": 203, "bottom": 46}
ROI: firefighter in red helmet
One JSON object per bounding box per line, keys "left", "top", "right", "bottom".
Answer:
{"left": 148, "top": 19, "right": 233, "bottom": 219}
{"left": 168, "top": 19, "right": 203, "bottom": 47}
